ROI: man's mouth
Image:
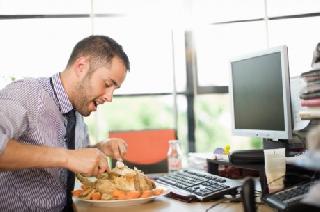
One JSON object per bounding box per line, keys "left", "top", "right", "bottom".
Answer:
{"left": 93, "top": 100, "right": 98, "bottom": 107}
{"left": 89, "top": 100, "right": 98, "bottom": 112}
{"left": 91, "top": 99, "right": 106, "bottom": 111}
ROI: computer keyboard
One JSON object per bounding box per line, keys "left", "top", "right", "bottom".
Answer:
{"left": 263, "top": 181, "right": 314, "bottom": 210}
{"left": 155, "top": 169, "right": 242, "bottom": 201}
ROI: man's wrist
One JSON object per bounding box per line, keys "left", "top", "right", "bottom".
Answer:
{"left": 57, "top": 148, "right": 70, "bottom": 169}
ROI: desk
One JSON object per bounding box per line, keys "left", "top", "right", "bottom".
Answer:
{"left": 74, "top": 196, "right": 273, "bottom": 212}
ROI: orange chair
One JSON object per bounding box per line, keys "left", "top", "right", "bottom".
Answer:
{"left": 109, "top": 129, "right": 177, "bottom": 174}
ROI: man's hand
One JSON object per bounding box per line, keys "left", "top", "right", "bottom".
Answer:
{"left": 66, "top": 148, "right": 109, "bottom": 176}
{"left": 96, "top": 138, "right": 128, "bottom": 161}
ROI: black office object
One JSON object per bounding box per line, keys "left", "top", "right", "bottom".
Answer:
{"left": 229, "top": 149, "right": 265, "bottom": 165}
{"left": 241, "top": 178, "right": 256, "bottom": 212}
{"left": 155, "top": 169, "right": 241, "bottom": 202}
{"left": 262, "top": 181, "right": 315, "bottom": 210}
{"left": 286, "top": 202, "right": 320, "bottom": 212}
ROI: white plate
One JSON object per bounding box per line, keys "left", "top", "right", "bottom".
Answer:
{"left": 74, "top": 187, "right": 168, "bottom": 207}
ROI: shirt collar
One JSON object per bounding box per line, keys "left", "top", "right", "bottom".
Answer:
{"left": 51, "top": 73, "right": 74, "bottom": 114}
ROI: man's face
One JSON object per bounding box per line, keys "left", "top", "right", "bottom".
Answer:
{"left": 74, "top": 57, "right": 127, "bottom": 116}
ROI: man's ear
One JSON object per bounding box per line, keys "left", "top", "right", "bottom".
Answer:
{"left": 73, "top": 56, "right": 90, "bottom": 77}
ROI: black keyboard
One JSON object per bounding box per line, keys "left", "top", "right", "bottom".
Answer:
{"left": 155, "top": 169, "right": 242, "bottom": 201}
{"left": 263, "top": 181, "right": 314, "bottom": 210}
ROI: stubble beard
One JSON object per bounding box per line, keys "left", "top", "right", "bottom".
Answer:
{"left": 75, "top": 76, "right": 92, "bottom": 117}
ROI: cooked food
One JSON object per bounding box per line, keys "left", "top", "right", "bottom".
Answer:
{"left": 73, "top": 165, "right": 164, "bottom": 200}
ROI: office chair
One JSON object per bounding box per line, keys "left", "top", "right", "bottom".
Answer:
{"left": 109, "top": 129, "right": 177, "bottom": 174}
{"left": 241, "top": 177, "right": 256, "bottom": 212}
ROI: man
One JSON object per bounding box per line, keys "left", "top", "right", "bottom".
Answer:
{"left": 0, "top": 35, "right": 130, "bottom": 211}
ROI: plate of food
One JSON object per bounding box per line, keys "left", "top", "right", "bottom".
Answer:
{"left": 72, "top": 165, "right": 168, "bottom": 207}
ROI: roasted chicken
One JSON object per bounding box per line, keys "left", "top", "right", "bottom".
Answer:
{"left": 74, "top": 165, "right": 162, "bottom": 200}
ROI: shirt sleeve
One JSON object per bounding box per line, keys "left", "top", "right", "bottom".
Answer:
{"left": 0, "top": 99, "right": 28, "bottom": 154}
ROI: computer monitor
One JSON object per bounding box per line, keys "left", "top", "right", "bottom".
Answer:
{"left": 229, "top": 46, "right": 292, "bottom": 141}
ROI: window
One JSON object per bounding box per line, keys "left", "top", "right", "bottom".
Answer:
{"left": 268, "top": 17, "right": 320, "bottom": 76}
{"left": 194, "top": 22, "right": 266, "bottom": 87}
{"left": 194, "top": 94, "right": 262, "bottom": 153}
{"left": 0, "top": 1, "right": 187, "bottom": 157}
{"left": 191, "top": 0, "right": 264, "bottom": 23}
{"left": 85, "top": 95, "right": 189, "bottom": 154}
{"left": 192, "top": 0, "right": 320, "bottom": 152}
{"left": 267, "top": 0, "right": 320, "bottom": 17}
{"left": 94, "top": 18, "right": 179, "bottom": 94}
{"left": 0, "top": 0, "right": 90, "bottom": 14}
{"left": 0, "top": 18, "right": 90, "bottom": 78}
{"left": 1, "top": 0, "right": 319, "bottom": 155}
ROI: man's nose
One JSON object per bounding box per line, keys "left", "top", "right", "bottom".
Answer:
{"left": 103, "top": 88, "right": 114, "bottom": 102}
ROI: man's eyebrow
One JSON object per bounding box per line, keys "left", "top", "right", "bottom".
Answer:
{"left": 111, "top": 79, "right": 121, "bottom": 88}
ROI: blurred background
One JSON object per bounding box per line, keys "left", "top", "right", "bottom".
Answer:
{"left": 1, "top": 0, "right": 320, "bottom": 163}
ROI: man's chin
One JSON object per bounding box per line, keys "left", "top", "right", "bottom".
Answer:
{"left": 78, "top": 109, "right": 92, "bottom": 117}
{"left": 84, "top": 111, "right": 92, "bottom": 117}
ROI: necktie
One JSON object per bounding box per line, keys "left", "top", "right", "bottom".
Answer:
{"left": 63, "top": 109, "right": 76, "bottom": 212}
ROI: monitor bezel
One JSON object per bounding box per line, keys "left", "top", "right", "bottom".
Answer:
{"left": 229, "top": 45, "right": 292, "bottom": 140}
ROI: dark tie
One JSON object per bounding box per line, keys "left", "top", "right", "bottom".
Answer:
{"left": 63, "top": 109, "right": 76, "bottom": 212}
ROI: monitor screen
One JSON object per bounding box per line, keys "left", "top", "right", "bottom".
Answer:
{"left": 229, "top": 46, "right": 292, "bottom": 140}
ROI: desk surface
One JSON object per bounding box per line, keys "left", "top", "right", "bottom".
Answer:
{"left": 74, "top": 196, "right": 273, "bottom": 212}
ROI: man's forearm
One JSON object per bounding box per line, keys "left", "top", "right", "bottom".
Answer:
{"left": 0, "top": 139, "right": 68, "bottom": 170}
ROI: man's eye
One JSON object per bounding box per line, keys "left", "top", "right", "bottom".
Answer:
{"left": 105, "top": 83, "right": 111, "bottom": 88}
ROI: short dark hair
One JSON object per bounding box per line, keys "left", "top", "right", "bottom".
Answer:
{"left": 67, "top": 35, "right": 130, "bottom": 71}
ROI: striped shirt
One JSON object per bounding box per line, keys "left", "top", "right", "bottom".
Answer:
{"left": 0, "top": 73, "right": 89, "bottom": 211}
